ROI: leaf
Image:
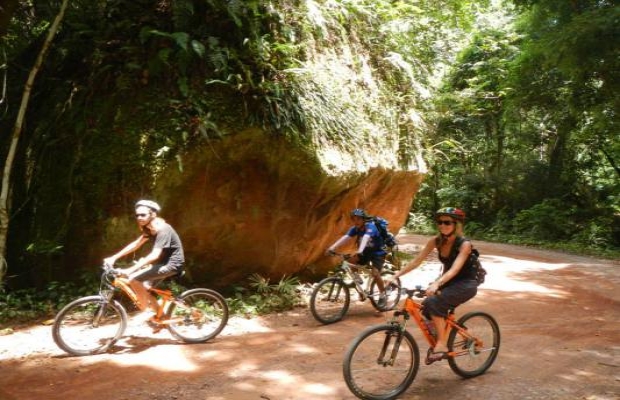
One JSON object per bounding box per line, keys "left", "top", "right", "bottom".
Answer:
{"left": 140, "top": 28, "right": 173, "bottom": 43}
{"left": 191, "top": 40, "right": 206, "bottom": 58}
{"left": 171, "top": 32, "right": 190, "bottom": 51}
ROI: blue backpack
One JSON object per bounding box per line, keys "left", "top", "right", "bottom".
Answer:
{"left": 369, "top": 216, "right": 397, "bottom": 248}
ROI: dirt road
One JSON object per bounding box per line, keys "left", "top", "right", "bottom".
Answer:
{"left": 1, "top": 234, "right": 619, "bottom": 400}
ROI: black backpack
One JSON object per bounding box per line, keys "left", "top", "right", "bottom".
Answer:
{"left": 469, "top": 248, "right": 487, "bottom": 285}
{"left": 368, "top": 216, "right": 397, "bottom": 248}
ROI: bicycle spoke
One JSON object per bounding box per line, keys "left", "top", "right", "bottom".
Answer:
{"left": 310, "top": 277, "right": 350, "bottom": 324}
{"left": 447, "top": 312, "right": 500, "bottom": 378}
{"left": 343, "top": 325, "right": 419, "bottom": 400}
{"left": 167, "top": 289, "right": 229, "bottom": 343}
{"left": 52, "top": 296, "right": 127, "bottom": 356}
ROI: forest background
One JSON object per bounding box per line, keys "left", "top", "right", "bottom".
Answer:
{"left": 0, "top": 0, "right": 618, "bottom": 321}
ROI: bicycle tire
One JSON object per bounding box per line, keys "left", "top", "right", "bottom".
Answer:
{"left": 309, "top": 276, "right": 351, "bottom": 324}
{"left": 343, "top": 324, "right": 420, "bottom": 400}
{"left": 166, "top": 288, "right": 229, "bottom": 343}
{"left": 52, "top": 295, "right": 127, "bottom": 356}
{"left": 447, "top": 311, "right": 500, "bottom": 378}
{"left": 369, "top": 271, "right": 401, "bottom": 311}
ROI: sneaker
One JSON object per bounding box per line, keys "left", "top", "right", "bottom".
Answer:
{"left": 377, "top": 295, "right": 387, "bottom": 309}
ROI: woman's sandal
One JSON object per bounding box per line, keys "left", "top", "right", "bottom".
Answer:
{"left": 425, "top": 350, "right": 448, "bottom": 365}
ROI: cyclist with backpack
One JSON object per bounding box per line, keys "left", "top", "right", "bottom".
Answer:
{"left": 387, "top": 207, "right": 479, "bottom": 363}
{"left": 326, "top": 208, "right": 389, "bottom": 308}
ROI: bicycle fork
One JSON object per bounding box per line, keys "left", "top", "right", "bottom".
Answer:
{"left": 92, "top": 291, "right": 116, "bottom": 327}
{"left": 377, "top": 327, "right": 403, "bottom": 366}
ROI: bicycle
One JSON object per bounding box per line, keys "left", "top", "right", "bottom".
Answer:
{"left": 309, "top": 252, "right": 402, "bottom": 324}
{"left": 52, "top": 264, "right": 229, "bottom": 356}
{"left": 342, "top": 285, "right": 500, "bottom": 400}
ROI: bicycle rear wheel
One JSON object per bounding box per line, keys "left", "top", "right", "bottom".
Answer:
{"left": 167, "top": 288, "right": 229, "bottom": 343}
{"left": 447, "top": 311, "right": 500, "bottom": 378}
{"left": 309, "top": 276, "right": 351, "bottom": 324}
{"left": 52, "top": 295, "right": 127, "bottom": 356}
{"left": 369, "top": 271, "right": 401, "bottom": 311}
{"left": 343, "top": 324, "right": 420, "bottom": 400}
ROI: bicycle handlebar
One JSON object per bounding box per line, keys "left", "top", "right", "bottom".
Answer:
{"left": 102, "top": 263, "right": 121, "bottom": 277}
{"left": 396, "top": 285, "right": 427, "bottom": 298}
{"left": 326, "top": 250, "right": 352, "bottom": 260}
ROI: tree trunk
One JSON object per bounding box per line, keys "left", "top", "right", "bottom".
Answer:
{"left": 0, "top": 0, "right": 70, "bottom": 286}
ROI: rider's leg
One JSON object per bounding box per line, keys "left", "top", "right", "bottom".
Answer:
{"left": 368, "top": 255, "right": 387, "bottom": 307}
{"left": 127, "top": 279, "right": 158, "bottom": 312}
{"left": 423, "top": 280, "right": 478, "bottom": 353}
{"left": 130, "top": 264, "right": 178, "bottom": 313}
{"left": 431, "top": 314, "right": 449, "bottom": 352}
{"left": 369, "top": 254, "right": 386, "bottom": 292}
{"left": 371, "top": 267, "right": 385, "bottom": 292}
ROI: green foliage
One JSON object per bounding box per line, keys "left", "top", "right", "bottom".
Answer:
{"left": 412, "top": 0, "right": 620, "bottom": 256}
{"left": 0, "top": 272, "right": 98, "bottom": 325}
{"left": 227, "top": 273, "right": 303, "bottom": 316}
{"left": 406, "top": 212, "right": 436, "bottom": 235}
{"left": 511, "top": 199, "right": 576, "bottom": 240}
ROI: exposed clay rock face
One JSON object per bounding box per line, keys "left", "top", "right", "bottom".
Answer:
{"left": 155, "top": 130, "right": 424, "bottom": 287}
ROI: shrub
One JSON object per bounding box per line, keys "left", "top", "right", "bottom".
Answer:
{"left": 512, "top": 199, "right": 576, "bottom": 241}
{"left": 227, "top": 274, "right": 304, "bottom": 317}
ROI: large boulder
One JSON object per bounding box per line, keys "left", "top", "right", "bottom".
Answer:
{"left": 156, "top": 129, "right": 424, "bottom": 286}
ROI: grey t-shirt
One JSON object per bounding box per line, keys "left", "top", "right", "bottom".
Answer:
{"left": 145, "top": 223, "right": 185, "bottom": 269}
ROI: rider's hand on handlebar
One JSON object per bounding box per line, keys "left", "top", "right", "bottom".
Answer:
{"left": 426, "top": 281, "right": 440, "bottom": 296}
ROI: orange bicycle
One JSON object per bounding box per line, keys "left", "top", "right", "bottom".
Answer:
{"left": 52, "top": 264, "right": 229, "bottom": 356}
{"left": 342, "top": 286, "right": 500, "bottom": 400}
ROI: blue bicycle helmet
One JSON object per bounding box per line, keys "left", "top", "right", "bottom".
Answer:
{"left": 350, "top": 208, "right": 367, "bottom": 218}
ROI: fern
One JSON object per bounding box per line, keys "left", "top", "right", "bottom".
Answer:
{"left": 172, "top": 0, "right": 195, "bottom": 32}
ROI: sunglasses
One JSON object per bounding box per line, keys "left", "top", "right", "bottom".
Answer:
{"left": 436, "top": 220, "right": 455, "bottom": 226}
{"left": 135, "top": 213, "right": 150, "bottom": 218}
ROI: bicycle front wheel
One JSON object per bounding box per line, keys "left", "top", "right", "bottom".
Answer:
{"left": 343, "top": 324, "right": 420, "bottom": 400}
{"left": 309, "top": 276, "right": 351, "bottom": 324}
{"left": 167, "top": 288, "right": 229, "bottom": 343}
{"left": 369, "top": 271, "right": 401, "bottom": 311}
{"left": 447, "top": 311, "right": 500, "bottom": 378}
{"left": 52, "top": 295, "right": 127, "bottom": 356}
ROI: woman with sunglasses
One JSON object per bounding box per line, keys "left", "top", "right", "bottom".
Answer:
{"left": 103, "top": 200, "right": 185, "bottom": 315}
{"left": 388, "top": 207, "right": 479, "bottom": 363}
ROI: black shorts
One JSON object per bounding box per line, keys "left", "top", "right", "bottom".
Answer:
{"left": 132, "top": 264, "right": 181, "bottom": 283}
{"left": 358, "top": 251, "right": 386, "bottom": 271}
{"left": 422, "top": 279, "right": 478, "bottom": 318}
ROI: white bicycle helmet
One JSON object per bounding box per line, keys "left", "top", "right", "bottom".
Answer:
{"left": 135, "top": 199, "right": 161, "bottom": 212}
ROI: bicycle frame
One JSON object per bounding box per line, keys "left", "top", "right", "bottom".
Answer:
{"left": 101, "top": 268, "right": 186, "bottom": 325}
{"left": 339, "top": 261, "right": 379, "bottom": 300}
{"left": 393, "top": 289, "right": 484, "bottom": 359}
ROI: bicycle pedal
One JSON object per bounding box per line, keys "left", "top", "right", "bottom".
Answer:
{"left": 146, "top": 318, "right": 165, "bottom": 333}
